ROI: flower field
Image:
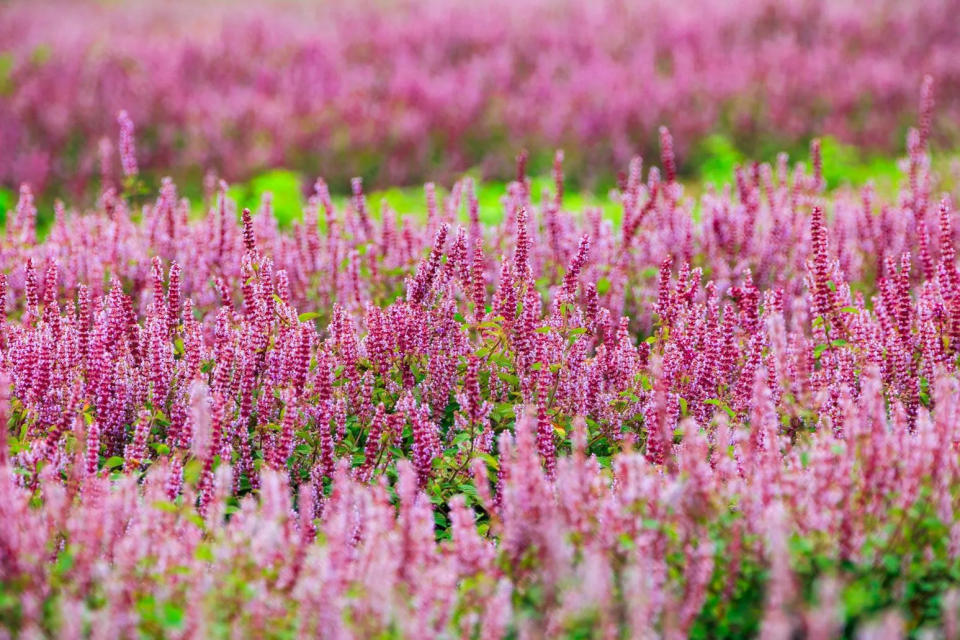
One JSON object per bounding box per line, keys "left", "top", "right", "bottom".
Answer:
{"left": 3, "top": 0, "right": 960, "bottom": 195}
{"left": 5, "top": 1, "right": 960, "bottom": 639}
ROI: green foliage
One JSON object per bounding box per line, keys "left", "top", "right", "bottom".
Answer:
{"left": 0, "top": 186, "right": 14, "bottom": 227}
{"left": 0, "top": 53, "right": 13, "bottom": 98}
{"left": 818, "top": 136, "right": 901, "bottom": 191}
{"left": 221, "top": 168, "right": 622, "bottom": 230}
{"left": 694, "top": 134, "right": 745, "bottom": 187}
{"left": 228, "top": 169, "right": 304, "bottom": 227}
{"left": 693, "top": 133, "right": 903, "bottom": 193}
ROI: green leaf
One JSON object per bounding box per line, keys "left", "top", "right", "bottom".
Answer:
{"left": 194, "top": 543, "right": 214, "bottom": 563}
{"left": 162, "top": 603, "right": 185, "bottom": 629}
{"left": 185, "top": 512, "right": 205, "bottom": 529}
{"left": 704, "top": 398, "right": 735, "bottom": 420}
{"left": 182, "top": 459, "right": 203, "bottom": 486}
{"left": 497, "top": 371, "right": 519, "bottom": 386}
{"left": 298, "top": 311, "right": 322, "bottom": 322}
{"left": 596, "top": 277, "right": 611, "bottom": 296}
{"left": 491, "top": 354, "right": 513, "bottom": 369}
{"left": 478, "top": 453, "right": 499, "bottom": 471}
{"left": 451, "top": 431, "right": 472, "bottom": 445}
{"left": 55, "top": 551, "right": 74, "bottom": 574}
{"left": 104, "top": 456, "right": 124, "bottom": 469}
{"left": 153, "top": 500, "right": 179, "bottom": 513}
{"left": 493, "top": 403, "right": 515, "bottom": 420}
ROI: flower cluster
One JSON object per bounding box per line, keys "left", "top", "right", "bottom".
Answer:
{"left": 3, "top": 0, "right": 960, "bottom": 193}
{"left": 4, "top": 111, "right": 960, "bottom": 636}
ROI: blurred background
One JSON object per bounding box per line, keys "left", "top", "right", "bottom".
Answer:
{"left": 1, "top": 0, "right": 959, "bottom": 206}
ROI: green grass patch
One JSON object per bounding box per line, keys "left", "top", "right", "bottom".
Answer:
{"left": 219, "top": 168, "right": 621, "bottom": 228}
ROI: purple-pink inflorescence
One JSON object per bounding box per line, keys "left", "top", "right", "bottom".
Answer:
{"left": 4, "top": 80, "right": 960, "bottom": 637}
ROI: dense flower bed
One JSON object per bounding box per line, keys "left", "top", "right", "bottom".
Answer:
{"left": 2, "top": 0, "right": 960, "bottom": 194}
{"left": 4, "top": 105, "right": 960, "bottom": 637}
